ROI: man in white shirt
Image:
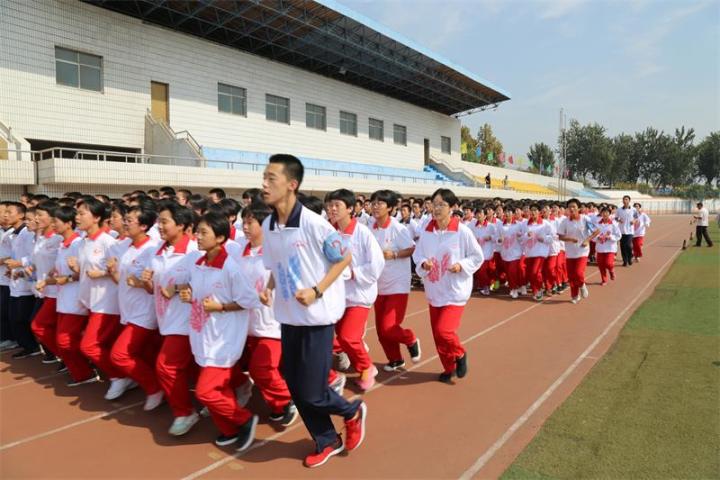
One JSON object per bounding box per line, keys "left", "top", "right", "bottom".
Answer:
{"left": 260, "top": 154, "right": 366, "bottom": 468}
{"left": 615, "top": 195, "right": 638, "bottom": 266}
{"left": 693, "top": 202, "right": 714, "bottom": 247}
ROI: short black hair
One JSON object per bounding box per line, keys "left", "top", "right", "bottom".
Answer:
{"left": 127, "top": 206, "right": 158, "bottom": 231}
{"left": 298, "top": 194, "right": 324, "bottom": 215}
{"left": 218, "top": 198, "right": 241, "bottom": 219}
{"left": 600, "top": 206, "right": 611, "bottom": 214}
{"left": 269, "top": 154, "right": 304, "bottom": 189}
{"left": 64, "top": 192, "right": 83, "bottom": 200}
{"left": 77, "top": 196, "right": 110, "bottom": 221}
{"left": 189, "top": 194, "right": 209, "bottom": 214}
{"left": 160, "top": 186, "right": 176, "bottom": 196}
{"left": 199, "top": 211, "right": 230, "bottom": 243}
{"left": 370, "top": 189, "right": 397, "bottom": 206}
{"left": 208, "top": 188, "right": 226, "bottom": 199}
{"left": 35, "top": 201, "right": 58, "bottom": 216}
{"left": 241, "top": 202, "right": 273, "bottom": 225}
{"left": 159, "top": 201, "right": 194, "bottom": 229}
{"left": 431, "top": 188, "right": 459, "bottom": 208}
{"left": 54, "top": 206, "right": 77, "bottom": 228}
{"left": 634, "top": 202, "right": 642, "bottom": 208}
{"left": 147, "top": 189, "right": 160, "bottom": 199}
{"left": 242, "top": 188, "right": 262, "bottom": 203}
{"left": 95, "top": 194, "right": 111, "bottom": 204}
{"left": 566, "top": 198, "right": 581, "bottom": 208}
{"left": 622, "top": 195, "right": 631, "bottom": 201}
{"left": 111, "top": 201, "right": 128, "bottom": 217}
{"left": 9, "top": 202, "right": 27, "bottom": 215}
{"left": 177, "top": 189, "right": 192, "bottom": 198}
{"left": 326, "top": 189, "right": 355, "bottom": 209}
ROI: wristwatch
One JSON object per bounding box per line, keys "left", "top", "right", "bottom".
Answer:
{"left": 312, "top": 285, "right": 323, "bottom": 299}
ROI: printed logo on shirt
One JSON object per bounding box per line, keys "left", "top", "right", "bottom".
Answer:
{"left": 502, "top": 236, "right": 515, "bottom": 250}
{"left": 427, "top": 253, "right": 451, "bottom": 283}
{"left": 212, "top": 281, "right": 223, "bottom": 290}
{"left": 190, "top": 298, "right": 209, "bottom": 332}
{"left": 276, "top": 254, "right": 302, "bottom": 301}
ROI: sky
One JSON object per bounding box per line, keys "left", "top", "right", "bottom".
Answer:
{"left": 341, "top": 0, "right": 720, "bottom": 158}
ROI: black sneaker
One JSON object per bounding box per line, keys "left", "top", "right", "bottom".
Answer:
{"left": 438, "top": 372, "right": 454, "bottom": 384}
{"left": 215, "top": 432, "right": 240, "bottom": 447}
{"left": 407, "top": 339, "right": 421, "bottom": 363}
{"left": 57, "top": 362, "right": 68, "bottom": 373}
{"left": 42, "top": 352, "right": 59, "bottom": 364}
{"left": 456, "top": 354, "right": 468, "bottom": 378}
{"left": 12, "top": 348, "right": 41, "bottom": 359}
{"left": 269, "top": 402, "right": 298, "bottom": 427}
{"left": 236, "top": 415, "right": 259, "bottom": 452}
{"left": 382, "top": 360, "right": 405, "bottom": 372}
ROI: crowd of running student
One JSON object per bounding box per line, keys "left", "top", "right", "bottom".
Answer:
{"left": 0, "top": 155, "right": 651, "bottom": 468}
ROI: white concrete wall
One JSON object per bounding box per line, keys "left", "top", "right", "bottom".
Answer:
{"left": 0, "top": 0, "right": 460, "bottom": 171}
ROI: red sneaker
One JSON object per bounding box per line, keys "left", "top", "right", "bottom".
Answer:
{"left": 304, "top": 438, "right": 344, "bottom": 468}
{"left": 345, "top": 402, "right": 367, "bottom": 451}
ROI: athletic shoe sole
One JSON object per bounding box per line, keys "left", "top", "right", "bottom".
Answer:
{"left": 236, "top": 415, "right": 259, "bottom": 452}
{"left": 305, "top": 444, "right": 345, "bottom": 468}
{"left": 346, "top": 402, "right": 367, "bottom": 451}
{"left": 67, "top": 375, "right": 100, "bottom": 387}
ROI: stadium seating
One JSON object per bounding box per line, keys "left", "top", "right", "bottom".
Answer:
{"left": 474, "top": 176, "right": 555, "bottom": 195}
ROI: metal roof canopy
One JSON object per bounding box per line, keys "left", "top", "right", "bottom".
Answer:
{"left": 83, "top": 0, "right": 511, "bottom": 115}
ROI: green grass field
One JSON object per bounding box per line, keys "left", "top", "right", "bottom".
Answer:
{"left": 502, "top": 224, "right": 720, "bottom": 480}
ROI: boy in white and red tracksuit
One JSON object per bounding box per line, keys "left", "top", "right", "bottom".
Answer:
{"left": 471, "top": 207, "right": 496, "bottom": 296}
{"left": 541, "top": 205, "right": 561, "bottom": 295}
{"left": 557, "top": 199, "right": 599, "bottom": 304}
{"left": 497, "top": 210, "right": 528, "bottom": 299}
{"left": 595, "top": 208, "right": 622, "bottom": 285}
{"left": 632, "top": 203, "right": 651, "bottom": 261}
{"left": 413, "top": 189, "right": 483, "bottom": 383}
{"left": 524, "top": 205, "right": 553, "bottom": 301}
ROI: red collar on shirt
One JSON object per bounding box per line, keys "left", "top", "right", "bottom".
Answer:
{"left": 333, "top": 218, "right": 358, "bottom": 235}
{"left": 242, "top": 242, "right": 262, "bottom": 257}
{"left": 475, "top": 219, "right": 488, "bottom": 227}
{"left": 372, "top": 216, "right": 391, "bottom": 230}
{"left": 43, "top": 229, "right": 56, "bottom": 239}
{"left": 528, "top": 218, "right": 543, "bottom": 225}
{"left": 157, "top": 234, "right": 191, "bottom": 255}
{"left": 87, "top": 227, "right": 106, "bottom": 241}
{"left": 425, "top": 216, "right": 460, "bottom": 232}
{"left": 569, "top": 214, "right": 581, "bottom": 221}
{"left": 549, "top": 215, "right": 556, "bottom": 220}
{"left": 62, "top": 232, "right": 80, "bottom": 248}
{"left": 229, "top": 226, "right": 236, "bottom": 240}
{"left": 599, "top": 218, "right": 613, "bottom": 224}
{"left": 503, "top": 219, "right": 516, "bottom": 225}
{"left": 132, "top": 235, "right": 151, "bottom": 248}
{"left": 196, "top": 245, "right": 228, "bottom": 269}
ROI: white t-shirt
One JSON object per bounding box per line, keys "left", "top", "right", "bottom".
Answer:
{"left": 78, "top": 229, "right": 119, "bottom": 314}
{"left": 0, "top": 227, "right": 15, "bottom": 287}
{"left": 616, "top": 206, "right": 638, "bottom": 235}
{"left": 236, "top": 243, "right": 280, "bottom": 339}
{"left": 55, "top": 234, "right": 88, "bottom": 316}
{"left": 32, "top": 231, "right": 62, "bottom": 298}
{"left": 10, "top": 226, "right": 35, "bottom": 297}
{"left": 188, "top": 248, "right": 254, "bottom": 368}
{"left": 369, "top": 216, "right": 415, "bottom": 295}
{"left": 696, "top": 208, "right": 709, "bottom": 227}
{"left": 413, "top": 217, "right": 484, "bottom": 307}
{"left": 262, "top": 202, "right": 347, "bottom": 327}
{"left": 557, "top": 216, "right": 596, "bottom": 259}
{"left": 118, "top": 237, "right": 160, "bottom": 329}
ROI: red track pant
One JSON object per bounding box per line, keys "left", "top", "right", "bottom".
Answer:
{"left": 557, "top": 251, "right": 569, "bottom": 283}
{"left": 237, "top": 336, "right": 291, "bottom": 415}
{"left": 56, "top": 313, "right": 93, "bottom": 381}
{"left": 474, "top": 256, "right": 496, "bottom": 289}
{"left": 525, "top": 256, "right": 546, "bottom": 295}
{"left": 111, "top": 323, "right": 162, "bottom": 395}
{"left": 632, "top": 236, "right": 645, "bottom": 258}
{"left": 196, "top": 365, "right": 254, "bottom": 436}
{"left": 596, "top": 252, "right": 616, "bottom": 284}
{"left": 543, "top": 255, "right": 558, "bottom": 291}
{"left": 493, "top": 252, "right": 506, "bottom": 283}
{"left": 80, "top": 312, "right": 124, "bottom": 379}
{"left": 504, "top": 259, "right": 524, "bottom": 290}
{"left": 31, "top": 297, "right": 58, "bottom": 356}
{"left": 156, "top": 334, "right": 197, "bottom": 418}
{"left": 335, "top": 306, "right": 372, "bottom": 372}
{"left": 566, "top": 257, "right": 588, "bottom": 298}
{"left": 374, "top": 294, "right": 416, "bottom": 362}
{"left": 429, "top": 305, "right": 465, "bottom": 374}
{"left": 520, "top": 255, "right": 527, "bottom": 285}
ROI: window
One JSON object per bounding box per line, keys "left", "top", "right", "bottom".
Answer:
{"left": 218, "top": 83, "right": 246, "bottom": 116}
{"left": 55, "top": 46, "right": 102, "bottom": 91}
{"left": 306, "top": 103, "right": 326, "bottom": 130}
{"left": 393, "top": 124, "right": 407, "bottom": 146}
{"left": 266, "top": 94, "right": 290, "bottom": 123}
{"left": 339, "top": 111, "right": 357, "bottom": 136}
{"left": 369, "top": 118, "right": 384, "bottom": 141}
{"left": 441, "top": 136, "right": 451, "bottom": 154}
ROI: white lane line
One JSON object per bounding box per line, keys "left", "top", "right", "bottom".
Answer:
{"left": 182, "top": 225, "right": 684, "bottom": 480}
{"left": 457, "top": 246, "right": 682, "bottom": 480}
{"left": 0, "top": 401, "right": 144, "bottom": 452}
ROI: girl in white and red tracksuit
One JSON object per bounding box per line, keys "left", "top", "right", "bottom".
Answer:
{"left": 232, "top": 204, "right": 296, "bottom": 425}
{"left": 632, "top": 204, "right": 651, "bottom": 260}
{"left": 541, "top": 205, "right": 560, "bottom": 295}
{"left": 181, "top": 212, "right": 258, "bottom": 450}
{"left": 552, "top": 204, "right": 569, "bottom": 290}
{"left": 524, "top": 205, "right": 554, "bottom": 301}
{"left": 497, "top": 210, "right": 528, "bottom": 298}
{"left": 109, "top": 207, "right": 164, "bottom": 411}
{"left": 327, "top": 190, "right": 385, "bottom": 390}
{"left": 491, "top": 206, "right": 506, "bottom": 287}
{"left": 369, "top": 190, "right": 419, "bottom": 372}
{"left": 472, "top": 207, "right": 497, "bottom": 296}
{"left": 148, "top": 204, "right": 202, "bottom": 436}
{"left": 413, "top": 189, "right": 483, "bottom": 383}
{"left": 557, "top": 199, "right": 600, "bottom": 303}
{"left": 595, "top": 208, "right": 622, "bottom": 285}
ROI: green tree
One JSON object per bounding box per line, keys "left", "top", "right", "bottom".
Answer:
{"left": 696, "top": 132, "right": 720, "bottom": 186}
{"left": 461, "top": 125, "right": 479, "bottom": 162}
{"left": 477, "top": 123, "right": 503, "bottom": 166}
{"left": 563, "top": 120, "right": 611, "bottom": 182}
{"left": 527, "top": 142, "right": 555, "bottom": 176}
{"left": 602, "top": 133, "right": 632, "bottom": 187}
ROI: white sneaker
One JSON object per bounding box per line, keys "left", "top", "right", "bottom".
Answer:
{"left": 580, "top": 284, "right": 589, "bottom": 299}
{"left": 571, "top": 296, "right": 581, "bottom": 304}
{"left": 235, "top": 379, "right": 254, "bottom": 407}
{"left": 0, "top": 340, "right": 18, "bottom": 351}
{"left": 510, "top": 289, "right": 519, "bottom": 299}
{"left": 334, "top": 352, "right": 351, "bottom": 372}
{"left": 519, "top": 285, "right": 528, "bottom": 296}
{"left": 168, "top": 412, "right": 200, "bottom": 436}
{"left": 330, "top": 373, "right": 346, "bottom": 396}
{"left": 480, "top": 287, "right": 490, "bottom": 296}
{"left": 143, "top": 391, "right": 164, "bottom": 411}
{"left": 104, "top": 378, "right": 138, "bottom": 401}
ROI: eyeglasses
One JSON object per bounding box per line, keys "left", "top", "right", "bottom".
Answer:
{"left": 371, "top": 201, "right": 387, "bottom": 207}
{"left": 432, "top": 202, "right": 450, "bottom": 209}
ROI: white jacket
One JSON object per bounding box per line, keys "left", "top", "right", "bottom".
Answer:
{"left": 497, "top": 221, "right": 528, "bottom": 262}
{"left": 524, "top": 220, "right": 553, "bottom": 258}
{"left": 595, "top": 220, "right": 622, "bottom": 254}
{"left": 337, "top": 219, "right": 385, "bottom": 308}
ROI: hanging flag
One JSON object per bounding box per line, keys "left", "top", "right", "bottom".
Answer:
{"left": 508, "top": 155, "right": 514, "bottom": 165}
{"left": 475, "top": 146, "right": 482, "bottom": 157}
{"left": 487, "top": 151, "right": 494, "bottom": 162}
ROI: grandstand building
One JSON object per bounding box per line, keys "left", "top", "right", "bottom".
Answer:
{"left": 1, "top": 0, "right": 608, "bottom": 203}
